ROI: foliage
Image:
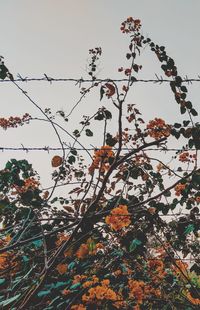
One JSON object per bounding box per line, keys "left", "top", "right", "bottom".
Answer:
{"left": 0, "top": 17, "right": 199, "bottom": 309}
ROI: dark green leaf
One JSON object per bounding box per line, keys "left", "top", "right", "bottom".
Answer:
{"left": 180, "top": 107, "right": 186, "bottom": 114}
{"left": 188, "top": 139, "right": 194, "bottom": 148}
{"left": 180, "top": 86, "right": 187, "bottom": 92}
{"left": 183, "top": 120, "right": 190, "bottom": 127}
{"left": 175, "top": 76, "right": 182, "bottom": 86}
{"left": 129, "top": 239, "right": 142, "bottom": 252}
{"left": 68, "top": 155, "right": 76, "bottom": 164}
{"left": 0, "top": 64, "right": 8, "bottom": 80}
{"left": 190, "top": 109, "right": 198, "bottom": 116}
{"left": 85, "top": 129, "right": 93, "bottom": 137}
{"left": 184, "top": 224, "right": 194, "bottom": 235}
{"left": 70, "top": 149, "right": 77, "bottom": 156}
{"left": 94, "top": 112, "right": 104, "bottom": 121}
{"left": 104, "top": 110, "right": 112, "bottom": 119}
{"left": 100, "top": 86, "right": 105, "bottom": 101}
{"left": 185, "top": 101, "right": 192, "bottom": 109}
{"left": 174, "top": 123, "right": 181, "bottom": 128}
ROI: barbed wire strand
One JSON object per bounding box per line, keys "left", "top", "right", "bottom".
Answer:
{"left": 0, "top": 146, "right": 196, "bottom": 152}
{"left": 0, "top": 75, "right": 200, "bottom": 84}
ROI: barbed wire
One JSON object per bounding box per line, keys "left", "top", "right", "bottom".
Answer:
{"left": 0, "top": 75, "right": 200, "bottom": 84}
{"left": 0, "top": 146, "right": 196, "bottom": 152}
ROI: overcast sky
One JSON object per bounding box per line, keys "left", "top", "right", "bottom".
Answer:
{"left": 1, "top": 0, "right": 200, "bottom": 189}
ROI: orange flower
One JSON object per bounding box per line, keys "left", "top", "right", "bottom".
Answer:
{"left": 174, "top": 183, "right": 186, "bottom": 196}
{"left": 128, "top": 280, "right": 145, "bottom": 304}
{"left": 105, "top": 205, "right": 131, "bottom": 231}
{"left": 88, "top": 145, "right": 114, "bottom": 174}
{"left": 62, "top": 289, "right": 70, "bottom": 296}
{"left": 186, "top": 291, "right": 200, "bottom": 305}
{"left": 71, "top": 304, "right": 86, "bottom": 310}
{"left": 56, "top": 263, "right": 67, "bottom": 275}
{"left": 173, "top": 259, "right": 188, "bottom": 279}
{"left": 146, "top": 259, "right": 167, "bottom": 284}
{"left": 101, "top": 279, "right": 110, "bottom": 286}
{"left": 56, "top": 233, "right": 70, "bottom": 246}
{"left": 147, "top": 118, "right": 171, "bottom": 140}
{"left": 76, "top": 243, "right": 89, "bottom": 259}
{"left": 82, "top": 285, "right": 117, "bottom": 302}
{"left": 120, "top": 17, "right": 141, "bottom": 34}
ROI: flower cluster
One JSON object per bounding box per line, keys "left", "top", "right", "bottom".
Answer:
{"left": 128, "top": 279, "right": 161, "bottom": 306}
{"left": 147, "top": 118, "right": 171, "bottom": 140}
{"left": 179, "top": 152, "right": 196, "bottom": 162}
{"left": 120, "top": 17, "right": 141, "bottom": 33}
{"left": 105, "top": 205, "right": 131, "bottom": 231}
{"left": 0, "top": 113, "right": 31, "bottom": 130}
{"left": 128, "top": 280, "right": 145, "bottom": 304}
{"left": 88, "top": 145, "right": 114, "bottom": 174}
{"left": 82, "top": 279, "right": 120, "bottom": 304}
{"left": 174, "top": 183, "right": 186, "bottom": 196}
{"left": 172, "top": 259, "right": 188, "bottom": 279}
{"left": 0, "top": 236, "right": 19, "bottom": 274}
{"left": 147, "top": 260, "right": 167, "bottom": 283}
{"left": 76, "top": 239, "right": 103, "bottom": 259}
{"left": 11, "top": 177, "right": 40, "bottom": 195}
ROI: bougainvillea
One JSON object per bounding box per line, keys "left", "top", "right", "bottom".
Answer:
{"left": 0, "top": 17, "right": 199, "bottom": 310}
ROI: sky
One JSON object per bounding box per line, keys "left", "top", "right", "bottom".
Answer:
{"left": 0, "top": 0, "right": 200, "bottom": 190}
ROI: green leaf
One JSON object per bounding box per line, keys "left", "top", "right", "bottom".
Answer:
{"left": 129, "top": 239, "right": 142, "bottom": 252}
{"left": 85, "top": 129, "right": 93, "bottom": 137}
{"left": 0, "top": 294, "right": 21, "bottom": 306}
{"left": 54, "top": 281, "right": 68, "bottom": 289}
{"left": 37, "top": 290, "right": 51, "bottom": 297}
{"left": 0, "top": 278, "right": 5, "bottom": 285}
{"left": 184, "top": 224, "right": 195, "bottom": 235}
{"left": 70, "top": 282, "right": 81, "bottom": 290}
{"left": 68, "top": 261, "right": 76, "bottom": 270}
{"left": 32, "top": 239, "right": 43, "bottom": 248}
{"left": 22, "top": 255, "right": 29, "bottom": 262}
